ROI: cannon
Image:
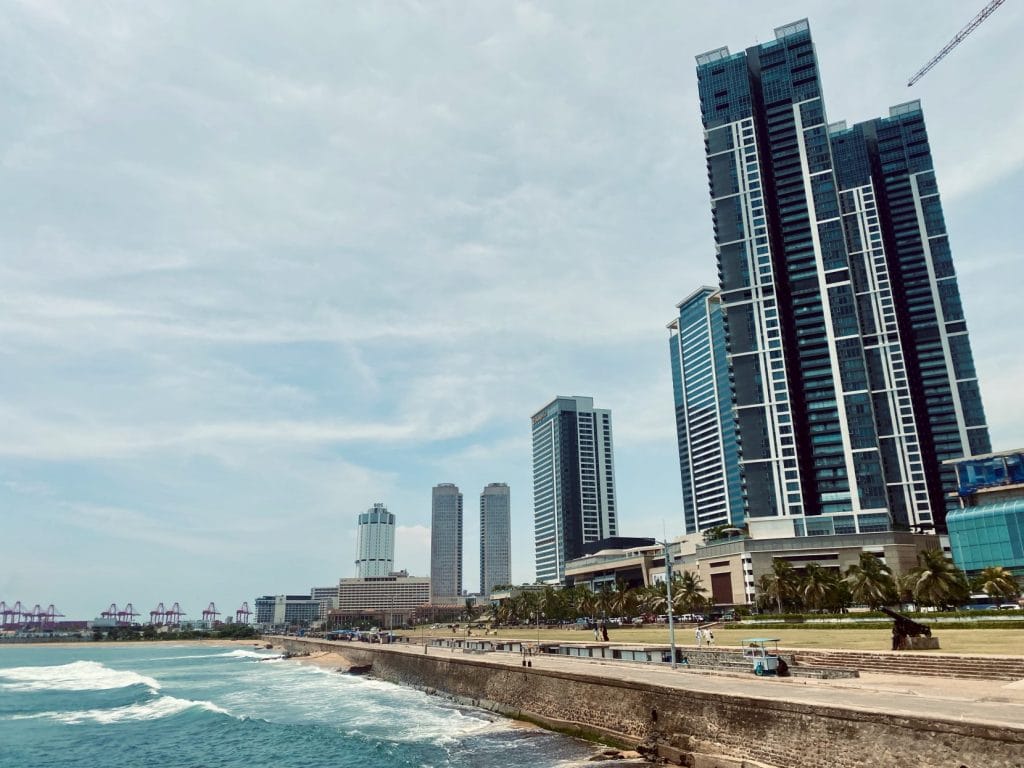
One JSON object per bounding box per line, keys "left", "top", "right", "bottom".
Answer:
{"left": 880, "top": 606, "right": 937, "bottom": 650}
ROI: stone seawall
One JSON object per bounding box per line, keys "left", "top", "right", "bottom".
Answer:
{"left": 277, "top": 638, "right": 1024, "bottom": 768}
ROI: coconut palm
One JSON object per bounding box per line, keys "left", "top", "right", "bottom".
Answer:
{"left": 905, "top": 549, "right": 970, "bottom": 609}
{"left": 673, "top": 570, "right": 708, "bottom": 615}
{"left": 972, "top": 566, "right": 1020, "bottom": 601}
{"left": 757, "top": 560, "right": 800, "bottom": 613}
{"left": 845, "top": 552, "right": 898, "bottom": 609}
{"left": 800, "top": 563, "right": 839, "bottom": 612}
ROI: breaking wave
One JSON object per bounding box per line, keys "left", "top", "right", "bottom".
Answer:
{"left": 13, "top": 695, "right": 230, "bottom": 724}
{"left": 0, "top": 661, "right": 160, "bottom": 693}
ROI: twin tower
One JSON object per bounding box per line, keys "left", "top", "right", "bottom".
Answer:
{"left": 431, "top": 482, "right": 511, "bottom": 603}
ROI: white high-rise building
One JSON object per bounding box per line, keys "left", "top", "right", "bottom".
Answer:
{"left": 355, "top": 503, "right": 395, "bottom": 578}
{"left": 531, "top": 396, "right": 617, "bottom": 584}
{"left": 430, "top": 483, "right": 463, "bottom": 602}
{"left": 480, "top": 483, "right": 511, "bottom": 598}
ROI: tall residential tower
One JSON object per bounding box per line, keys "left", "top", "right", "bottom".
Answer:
{"left": 430, "top": 483, "right": 463, "bottom": 602}
{"left": 668, "top": 287, "right": 744, "bottom": 534}
{"left": 532, "top": 396, "right": 617, "bottom": 583}
{"left": 355, "top": 503, "right": 395, "bottom": 578}
{"left": 479, "top": 483, "right": 511, "bottom": 598}
{"left": 692, "top": 19, "right": 989, "bottom": 537}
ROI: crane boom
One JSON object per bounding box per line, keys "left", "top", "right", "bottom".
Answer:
{"left": 908, "top": 0, "right": 1005, "bottom": 87}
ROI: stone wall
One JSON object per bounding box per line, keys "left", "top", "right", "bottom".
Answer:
{"left": 277, "top": 638, "right": 1024, "bottom": 768}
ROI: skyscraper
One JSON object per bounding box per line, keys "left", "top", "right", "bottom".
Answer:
{"left": 479, "top": 483, "right": 511, "bottom": 598}
{"left": 532, "top": 396, "right": 617, "bottom": 583}
{"left": 668, "top": 287, "right": 744, "bottom": 534}
{"left": 430, "top": 483, "right": 463, "bottom": 602}
{"left": 692, "top": 19, "right": 989, "bottom": 536}
{"left": 355, "top": 502, "right": 395, "bottom": 578}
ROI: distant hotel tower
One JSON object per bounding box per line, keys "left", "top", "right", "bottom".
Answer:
{"left": 355, "top": 503, "right": 395, "bottom": 578}
{"left": 479, "top": 483, "right": 511, "bottom": 597}
{"left": 532, "top": 396, "right": 617, "bottom": 583}
{"left": 430, "top": 483, "right": 463, "bottom": 602}
{"left": 690, "top": 19, "right": 989, "bottom": 536}
{"left": 668, "top": 287, "right": 744, "bottom": 534}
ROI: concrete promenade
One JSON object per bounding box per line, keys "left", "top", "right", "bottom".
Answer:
{"left": 401, "top": 638, "right": 1024, "bottom": 729}
{"left": 281, "top": 635, "right": 1024, "bottom": 732}
{"left": 276, "top": 635, "right": 1024, "bottom": 766}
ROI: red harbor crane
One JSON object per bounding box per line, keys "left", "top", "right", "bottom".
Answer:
{"left": 235, "top": 602, "right": 252, "bottom": 624}
{"left": 117, "top": 603, "right": 141, "bottom": 625}
{"left": 201, "top": 602, "right": 221, "bottom": 624}
{"left": 165, "top": 603, "right": 186, "bottom": 626}
{"left": 149, "top": 602, "right": 167, "bottom": 625}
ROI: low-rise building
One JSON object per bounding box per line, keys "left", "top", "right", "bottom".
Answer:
{"left": 331, "top": 573, "right": 430, "bottom": 627}
{"left": 563, "top": 531, "right": 939, "bottom": 608}
{"left": 946, "top": 449, "right": 1024, "bottom": 579}
{"left": 253, "top": 595, "right": 321, "bottom": 628}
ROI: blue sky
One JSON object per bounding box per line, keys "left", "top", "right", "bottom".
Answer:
{"left": 2, "top": 1, "right": 1022, "bottom": 621}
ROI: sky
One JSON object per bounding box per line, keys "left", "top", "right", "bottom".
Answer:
{"left": 2, "top": 1, "right": 1022, "bottom": 621}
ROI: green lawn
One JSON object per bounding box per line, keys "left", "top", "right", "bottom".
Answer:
{"left": 398, "top": 624, "right": 1023, "bottom": 655}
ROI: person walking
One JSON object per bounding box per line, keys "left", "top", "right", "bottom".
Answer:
{"left": 695, "top": 626, "right": 703, "bottom": 647}
{"left": 707, "top": 629, "right": 715, "bottom": 647}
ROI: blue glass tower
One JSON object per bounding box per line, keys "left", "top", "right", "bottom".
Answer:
{"left": 693, "top": 20, "right": 989, "bottom": 535}
{"left": 668, "top": 287, "right": 744, "bottom": 534}
{"left": 532, "top": 396, "right": 617, "bottom": 583}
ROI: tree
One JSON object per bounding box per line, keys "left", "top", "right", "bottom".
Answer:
{"left": 757, "top": 560, "right": 800, "bottom": 613}
{"left": 905, "top": 549, "right": 970, "bottom": 609}
{"left": 673, "top": 570, "right": 708, "bottom": 615}
{"left": 845, "top": 552, "right": 898, "bottom": 609}
{"left": 972, "top": 566, "right": 1020, "bottom": 601}
{"left": 464, "top": 598, "right": 478, "bottom": 621}
{"left": 800, "top": 563, "right": 839, "bottom": 612}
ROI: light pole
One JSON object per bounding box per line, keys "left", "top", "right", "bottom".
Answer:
{"left": 661, "top": 538, "right": 677, "bottom": 669}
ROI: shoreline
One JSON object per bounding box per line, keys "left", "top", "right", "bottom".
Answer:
{"left": 276, "top": 644, "right": 649, "bottom": 760}
{"left": 0, "top": 638, "right": 265, "bottom": 651}
{"left": 274, "top": 636, "right": 1024, "bottom": 768}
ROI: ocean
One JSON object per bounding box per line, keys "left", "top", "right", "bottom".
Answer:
{"left": 0, "top": 643, "right": 639, "bottom": 768}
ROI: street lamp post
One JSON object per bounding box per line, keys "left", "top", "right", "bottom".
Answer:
{"left": 662, "top": 539, "right": 677, "bottom": 669}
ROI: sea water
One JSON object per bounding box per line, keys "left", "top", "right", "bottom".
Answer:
{"left": 0, "top": 644, "right": 637, "bottom": 767}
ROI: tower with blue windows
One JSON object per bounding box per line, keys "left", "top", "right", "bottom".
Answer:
{"left": 668, "top": 287, "right": 744, "bottom": 534}
{"left": 686, "top": 19, "right": 989, "bottom": 536}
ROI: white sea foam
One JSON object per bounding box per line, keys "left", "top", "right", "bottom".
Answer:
{"left": 13, "top": 695, "right": 230, "bottom": 724}
{"left": 0, "top": 661, "right": 160, "bottom": 693}
{"left": 219, "top": 649, "right": 278, "bottom": 659}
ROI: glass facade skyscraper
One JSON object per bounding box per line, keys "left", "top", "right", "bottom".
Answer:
{"left": 430, "top": 483, "right": 463, "bottom": 602}
{"left": 532, "top": 396, "right": 617, "bottom": 583}
{"left": 355, "top": 503, "right": 395, "bottom": 578}
{"left": 693, "top": 19, "right": 989, "bottom": 536}
{"left": 479, "top": 483, "right": 511, "bottom": 598}
{"left": 668, "top": 287, "right": 744, "bottom": 534}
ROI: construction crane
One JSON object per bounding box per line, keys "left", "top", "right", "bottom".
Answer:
{"left": 908, "top": 0, "right": 1005, "bottom": 86}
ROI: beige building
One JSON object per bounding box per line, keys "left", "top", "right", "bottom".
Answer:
{"left": 564, "top": 531, "right": 939, "bottom": 608}
{"left": 330, "top": 573, "right": 430, "bottom": 626}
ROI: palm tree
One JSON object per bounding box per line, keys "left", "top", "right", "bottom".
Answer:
{"left": 673, "top": 570, "right": 708, "bottom": 615}
{"left": 800, "top": 563, "right": 839, "bottom": 612}
{"left": 845, "top": 552, "right": 898, "bottom": 609}
{"left": 972, "top": 566, "right": 1020, "bottom": 601}
{"left": 906, "top": 549, "right": 970, "bottom": 609}
{"left": 641, "top": 581, "right": 669, "bottom": 615}
{"left": 758, "top": 560, "right": 799, "bottom": 613}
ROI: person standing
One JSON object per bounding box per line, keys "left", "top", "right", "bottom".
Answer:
{"left": 695, "top": 626, "right": 702, "bottom": 647}
{"left": 707, "top": 629, "right": 715, "bottom": 647}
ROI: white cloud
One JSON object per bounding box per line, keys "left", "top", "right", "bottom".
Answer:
{"left": 0, "top": 1, "right": 1020, "bottom": 618}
